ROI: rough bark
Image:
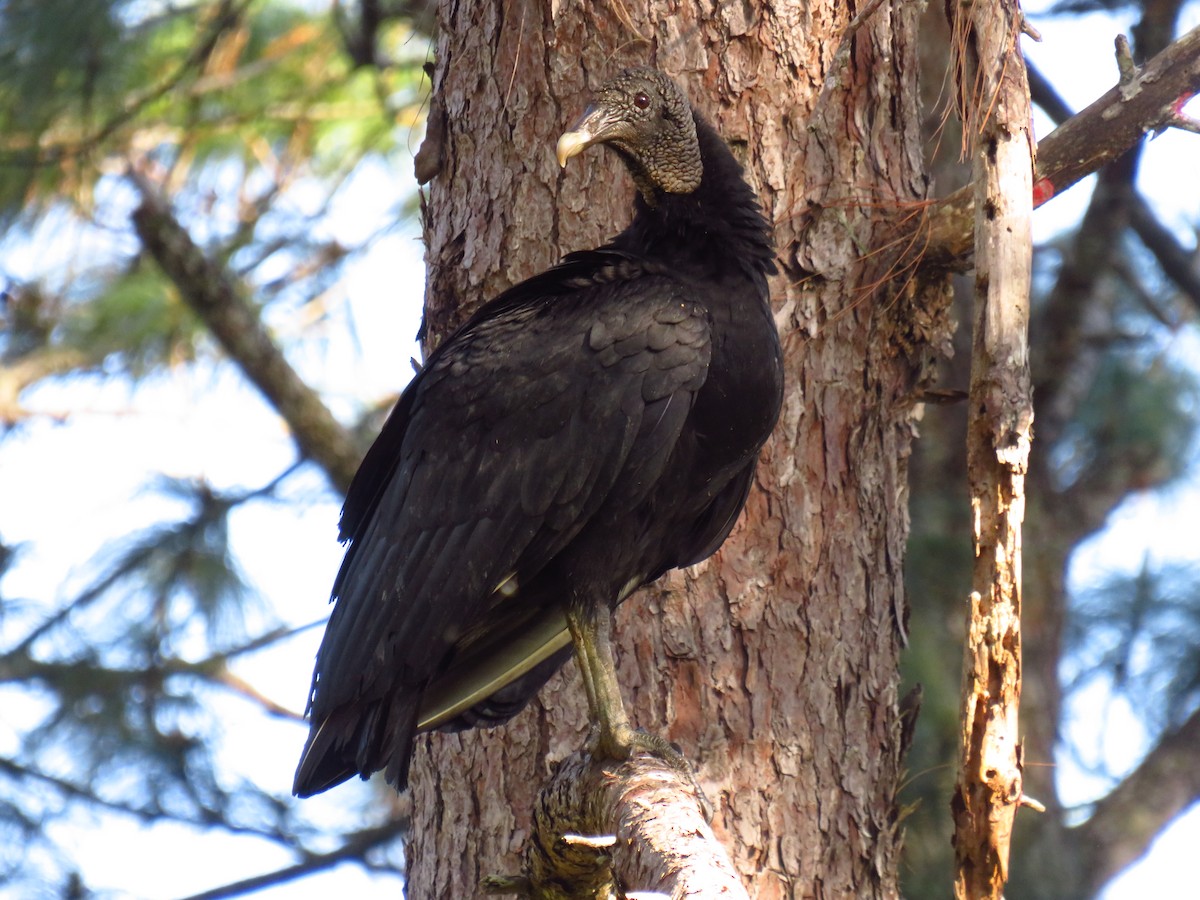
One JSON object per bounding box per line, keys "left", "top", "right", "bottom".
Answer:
{"left": 946, "top": 1, "right": 1035, "bottom": 898}
{"left": 482, "top": 753, "right": 746, "bottom": 899}
{"left": 408, "top": 0, "right": 933, "bottom": 897}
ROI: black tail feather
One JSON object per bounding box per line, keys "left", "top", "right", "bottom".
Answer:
{"left": 293, "top": 693, "right": 420, "bottom": 797}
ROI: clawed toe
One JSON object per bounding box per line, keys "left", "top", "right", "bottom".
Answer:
{"left": 586, "top": 726, "right": 713, "bottom": 822}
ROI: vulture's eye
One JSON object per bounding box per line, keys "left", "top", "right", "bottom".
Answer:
{"left": 633, "top": 91, "right": 651, "bottom": 110}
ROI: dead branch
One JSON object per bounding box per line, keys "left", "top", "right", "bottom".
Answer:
{"left": 175, "top": 818, "right": 408, "bottom": 900}
{"left": 926, "top": 23, "right": 1200, "bottom": 269}
{"left": 946, "top": 1, "right": 1036, "bottom": 898}
{"left": 484, "top": 751, "right": 747, "bottom": 899}
{"left": 1028, "top": 50, "right": 1200, "bottom": 322}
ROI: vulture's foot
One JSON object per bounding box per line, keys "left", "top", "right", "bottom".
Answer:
{"left": 587, "top": 724, "right": 714, "bottom": 822}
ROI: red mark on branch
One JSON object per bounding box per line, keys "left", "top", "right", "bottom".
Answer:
{"left": 1032, "top": 177, "right": 1056, "bottom": 208}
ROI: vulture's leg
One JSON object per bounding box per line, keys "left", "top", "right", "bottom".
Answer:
{"left": 568, "top": 598, "right": 675, "bottom": 759}
{"left": 567, "top": 600, "right": 636, "bottom": 758}
{"left": 566, "top": 598, "right": 713, "bottom": 819}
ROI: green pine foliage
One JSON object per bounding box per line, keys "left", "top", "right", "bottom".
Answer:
{"left": 0, "top": 1, "right": 424, "bottom": 893}
{"left": 1068, "top": 560, "right": 1200, "bottom": 732}
{"left": 60, "top": 264, "right": 201, "bottom": 374}
{"left": 1056, "top": 351, "right": 1199, "bottom": 493}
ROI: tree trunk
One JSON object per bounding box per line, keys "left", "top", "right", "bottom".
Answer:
{"left": 409, "top": 1, "right": 938, "bottom": 895}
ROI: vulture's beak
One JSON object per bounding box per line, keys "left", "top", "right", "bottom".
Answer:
{"left": 556, "top": 103, "right": 618, "bottom": 168}
{"left": 556, "top": 127, "right": 592, "bottom": 168}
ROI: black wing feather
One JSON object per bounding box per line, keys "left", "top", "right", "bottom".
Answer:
{"left": 295, "top": 263, "right": 712, "bottom": 794}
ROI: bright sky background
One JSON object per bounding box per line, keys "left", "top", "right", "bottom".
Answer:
{"left": 2, "top": 3, "right": 1199, "bottom": 897}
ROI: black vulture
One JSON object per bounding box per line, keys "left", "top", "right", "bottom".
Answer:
{"left": 294, "top": 68, "right": 782, "bottom": 797}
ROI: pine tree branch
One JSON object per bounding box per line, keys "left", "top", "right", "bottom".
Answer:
{"left": 129, "top": 171, "right": 361, "bottom": 493}
{"left": 1024, "top": 52, "right": 1145, "bottom": 450}
{"left": 0, "top": 757, "right": 288, "bottom": 841}
{"left": 1073, "top": 706, "right": 1200, "bottom": 894}
{"left": 926, "top": 24, "right": 1200, "bottom": 269}
{"left": 0, "top": 347, "right": 93, "bottom": 425}
{"left": 0, "top": 757, "right": 170, "bottom": 824}
{"left": 9, "top": 0, "right": 252, "bottom": 166}
{"left": 1032, "top": 157, "right": 1138, "bottom": 450}
{"left": 1027, "top": 50, "right": 1200, "bottom": 397}
{"left": 1, "top": 626, "right": 319, "bottom": 722}
{"left": 486, "top": 752, "right": 747, "bottom": 899}
{"left": 176, "top": 818, "right": 408, "bottom": 900}
{"left": 1128, "top": 194, "right": 1200, "bottom": 313}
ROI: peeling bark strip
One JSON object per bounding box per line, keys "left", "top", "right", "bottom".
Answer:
{"left": 947, "top": 1, "right": 1035, "bottom": 898}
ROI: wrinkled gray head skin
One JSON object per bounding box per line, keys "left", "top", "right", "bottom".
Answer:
{"left": 557, "top": 68, "right": 702, "bottom": 203}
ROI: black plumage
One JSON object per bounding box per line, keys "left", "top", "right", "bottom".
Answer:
{"left": 294, "top": 68, "right": 782, "bottom": 797}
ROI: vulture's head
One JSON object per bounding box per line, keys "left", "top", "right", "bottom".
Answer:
{"left": 556, "top": 68, "right": 702, "bottom": 203}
